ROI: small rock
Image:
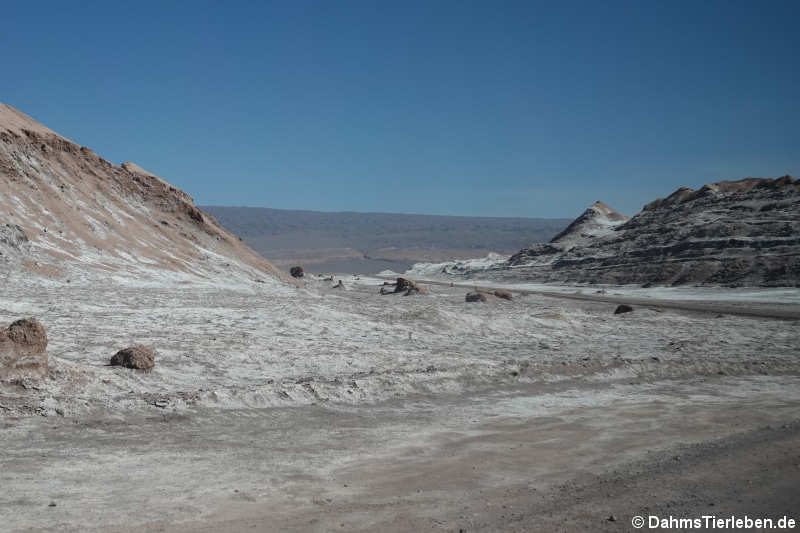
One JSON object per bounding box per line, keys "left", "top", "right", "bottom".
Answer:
{"left": 289, "top": 266, "right": 304, "bottom": 278}
{"left": 48, "top": 502, "right": 56, "bottom": 507}
{"left": 607, "top": 515, "right": 616, "bottom": 522}
{"left": 614, "top": 304, "right": 634, "bottom": 314}
{"left": 466, "top": 291, "right": 499, "bottom": 303}
{"left": 493, "top": 289, "right": 513, "bottom": 301}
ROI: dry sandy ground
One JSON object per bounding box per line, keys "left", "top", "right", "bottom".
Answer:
{"left": 1, "top": 276, "right": 799, "bottom": 532}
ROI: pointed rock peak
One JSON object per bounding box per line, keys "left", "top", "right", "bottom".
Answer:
{"left": 588, "top": 201, "right": 628, "bottom": 221}
{"left": 550, "top": 201, "right": 628, "bottom": 245}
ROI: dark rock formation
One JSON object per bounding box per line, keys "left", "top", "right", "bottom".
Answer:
{"left": 395, "top": 278, "right": 427, "bottom": 295}
{"left": 290, "top": 266, "right": 305, "bottom": 278}
{"left": 614, "top": 304, "right": 634, "bottom": 314}
{"left": 110, "top": 345, "right": 155, "bottom": 371}
{"left": 380, "top": 277, "right": 428, "bottom": 296}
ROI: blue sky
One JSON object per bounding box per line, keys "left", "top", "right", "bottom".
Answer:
{"left": 2, "top": 1, "right": 798, "bottom": 217}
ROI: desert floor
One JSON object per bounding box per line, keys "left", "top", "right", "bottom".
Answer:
{"left": 2, "top": 276, "right": 799, "bottom": 532}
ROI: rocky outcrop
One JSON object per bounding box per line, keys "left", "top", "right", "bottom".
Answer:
{"left": 110, "top": 345, "right": 155, "bottom": 370}
{"left": 0, "top": 318, "right": 48, "bottom": 381}
{"left": 290, "top": 266, "right": 305, "bottom": 278}
{"left": 500, "top": 177, "right": 800, "bottom": 287}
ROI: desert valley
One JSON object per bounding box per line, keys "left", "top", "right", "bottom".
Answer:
{"left": 1, "top": 100, "right": 799, "bottom": 532}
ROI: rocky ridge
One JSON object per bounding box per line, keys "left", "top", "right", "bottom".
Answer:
{"left": 502, "top": 176, "right": 800, "bottom": 286}
{"left": 413, "top": 177, "right": 800, "bottom": 287}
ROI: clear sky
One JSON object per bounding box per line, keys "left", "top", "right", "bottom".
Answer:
{"left": 1, "top": 1, "right": 798, "bottom": 217}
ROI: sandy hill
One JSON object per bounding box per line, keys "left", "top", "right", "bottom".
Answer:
{"left": 0, "top": 103, "right": 284, "bottom": 285}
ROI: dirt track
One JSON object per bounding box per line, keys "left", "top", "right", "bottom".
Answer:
{"left": 394, "top": 277, "right": 800, "bottom": 320}
{"left": 4, "top": 377, "right": 800, "bottom": 532}
{"left": 105, "top": 380, "right": 800, "bottom": 532}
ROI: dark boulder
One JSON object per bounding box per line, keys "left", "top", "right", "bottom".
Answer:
{"left": 110, "top": 345, "right": 155, "bottom": 370}
{"left": 383, "top": 277, "right": 428, "bottom": 296}
{"left": 0, "top": 318, "right": 48, "bottom": 381}
{"left": 614, "top": 304, "right": 634, "bottom": 314}
{"left": 466, "top": 291, "right": 499, "bottom": 302}
{"left": 289, "top": 266, "right": 305, "bottom": 278}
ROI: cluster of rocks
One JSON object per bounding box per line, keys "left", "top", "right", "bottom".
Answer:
{"left": 380, "top": 277, "right": 428, "bottom": 296}
{"left": 1, "top": 318, "right": 156, "bottom": 384}
{"left": 465, "top": 288, "right": 514, "bottom": 302}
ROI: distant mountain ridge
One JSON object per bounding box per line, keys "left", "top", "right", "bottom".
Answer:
{"left": 202, "top": 205, "right": 571, "bottom": 274}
